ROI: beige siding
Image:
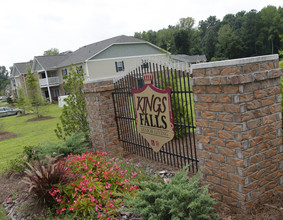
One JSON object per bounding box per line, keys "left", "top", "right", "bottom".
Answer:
{"left": 87, "top": 54, "right": 168, "bottom": 80}
{"left": 57, "top": 63, "right": 86, "bottom": 84}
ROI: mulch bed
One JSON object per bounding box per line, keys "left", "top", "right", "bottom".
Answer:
{"left": 0, "top": 152, "right": 282, "bottom": 219}
{"left": 0, "top": 132, "right": 19, "bottom": 141}
{"left": 26, "top": 116, "right": 55, "bottom": 122}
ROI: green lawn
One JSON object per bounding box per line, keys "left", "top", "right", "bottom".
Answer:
{"left": 279, "top": 59, "right": 283, "bottom": 69}
{"left": 0, "top": 104, "right": 62, "bottom": 173}
{"left": 0, "top": 205, "right": 7, "bottom": 220}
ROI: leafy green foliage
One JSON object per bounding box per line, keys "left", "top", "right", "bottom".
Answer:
{"left": 135, "top": 5, "right": 283, "bottom": 61}
{"left": 158, "top": 73, "right": 195, "bottom": 138}
{"left": 14, "top": 87, "right": 32, "bottom": 114}
{"left": 22, "top": 155, "right": 71, "bottom": 211}
{"left": 55, "top": 65, "right": 90, "bottom": 141}
{"left": 50, "top": 152, "right": 148, "bottom": 219}
{"left": 43, "top": 48, "right": 59, "bottom": 56}
{"left": 32, "top": 133, "right": 88, "bottom": 160}
{"left": 6, "top": 154, "right": 29, "bottom": 176}
{"left": 4, "top": 145, "right": 34, "bottom": 176}
{"left": 25, "top": 66, "right": 44, "bottom": 117}
{"left": 0, "top": 66, "right": 9, "bottom": 96}
{"left": 171, "top": 77, "right": 195, "bottom": 137}
{"left": 125, "top": 168, "right": 218, "bottom": 220}
{"left": 6, "top": 96, "right": 13, "bottom": 104}
{"left": 0, "top": 205, "right": 8, "bottom": 220}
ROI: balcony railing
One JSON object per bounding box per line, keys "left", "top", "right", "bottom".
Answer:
{"left": 39, "top": 76, "right": 60, "bottom": 88}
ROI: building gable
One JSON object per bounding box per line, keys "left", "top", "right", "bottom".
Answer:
{"left": 11, "top": 66, "right": 20, "bottom": 77}
{"left": 33, "top": 59, "right": 44, "bottom": 72}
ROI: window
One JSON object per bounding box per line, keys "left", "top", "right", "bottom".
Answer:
{"left": 76, "top": 66, "right": 83, "bottom": 74}
{"left": 141, "top": 59, "right": 149, "bottom": 70}
{"left": 62, "top": 69, "right": 68, "bottom": 76}
{"left": 50, "top": 71, "right": 57, "bottom": 77}
{"left": 115, "top": 61, "right": 124, "bottom": 72}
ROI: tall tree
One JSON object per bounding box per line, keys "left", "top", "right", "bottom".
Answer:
{"left": 216, "top": 24, "right": 244, "bottom": 59}
{"left": 133, "top": 5, "right": 283, "bottom": 60}
{"left": 174, "top": 29, "right": 190, "bottom": 54}
{"left": 259, "top": 6, "right": 281, "bottom": 54}
{"left": 156, "top": 27, "right": 176, "bottom": 52}
{"left": 174, "top": 17, "right": 197, "bottom": 55}
{"left": 241, "top": 10, "right": 260, "bottom": 56}
{"left": 43, "top": 48, "right": 59, "bottom": 56}
{"left": 198, "top": 16, "right": 221, "bottom": 60}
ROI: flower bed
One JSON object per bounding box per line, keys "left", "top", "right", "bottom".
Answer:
{"left": 49, "top": 151, "right": 147, "bottom": 219}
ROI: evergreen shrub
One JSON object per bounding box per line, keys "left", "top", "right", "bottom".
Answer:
{"left": 32, "top": 133, "right": 88, "bottom": 160}
{"left": 125, "top": 168, "right": 218, "bottom": 220}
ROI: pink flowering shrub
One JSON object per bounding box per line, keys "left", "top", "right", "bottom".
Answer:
{"left": 49, "top": 151, "right": 146, "bottom": 219}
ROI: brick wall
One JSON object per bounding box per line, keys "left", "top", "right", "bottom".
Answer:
{"left": 84, "top": 79, "right": 123, "bottom": 156}
{"left": 191, "top": 54, "right": 282, "bottom": 210}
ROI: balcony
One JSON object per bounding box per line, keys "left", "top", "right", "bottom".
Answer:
{"left": 39, "top": 76, "right": 60, "bottom": 88}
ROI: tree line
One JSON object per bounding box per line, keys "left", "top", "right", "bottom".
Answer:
{"left": 134, "top": 5, "right": 283, "bottom": 61}
{"left": 0, "top": 66, "right": 9, "bottom": 95}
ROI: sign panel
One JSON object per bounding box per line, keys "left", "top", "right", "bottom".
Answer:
{"left": 132, "top": 72, "right": 174, "bottom": 152}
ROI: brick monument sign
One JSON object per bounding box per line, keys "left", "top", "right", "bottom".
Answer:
{"left": 191, "top": 54, "right": 282, "bottom": 210}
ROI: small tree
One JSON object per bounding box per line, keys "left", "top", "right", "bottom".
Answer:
{"left": 55, "top": 65, "right": 90, "bottom": 141}
{"left": 15, "top": 87, "right": 31, "bottom": 114}
{"left": 25, "top": 67, "right": 44, "bottom": 117}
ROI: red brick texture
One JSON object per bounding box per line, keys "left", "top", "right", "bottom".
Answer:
{"left": 192, "top": 58, "right": 283, "bottom": 210}
{"left": 84, "top": 80, "right": 123, "bottom": 156}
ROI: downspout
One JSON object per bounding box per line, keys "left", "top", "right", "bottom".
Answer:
{"left": 45, "top": 71, "right": 52, "bottom": 103}
{"left": 23, "top": 75, "right": 27, "bottom": 95}
{"left": 15, "top": 77, "right": 19, "bottom": 98}
{"left": 85, "top": 61, "right": 90, "bottom": 78}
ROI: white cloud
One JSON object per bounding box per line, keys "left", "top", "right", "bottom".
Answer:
{"left": 0, "top": 0, "right": 282, "bottom": 68}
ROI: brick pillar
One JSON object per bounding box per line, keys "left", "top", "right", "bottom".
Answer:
{"left": 191, "top": 54, "right": 282, "bottom": 210}
{"left": 84, "top": 79, "right": 123, "bottom": 156}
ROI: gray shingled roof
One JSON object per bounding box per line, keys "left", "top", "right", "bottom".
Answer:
{"left": 14, "top": 61, "right": 33, "bottom": 74}
{"left": 58, "top": 35, "right": 147, "bottom": 67}
{"left": 172, "top": 54, "right": 207, "bottom": 63}
{"left": 35, "top": 53, "right": 71, "bottom": 71}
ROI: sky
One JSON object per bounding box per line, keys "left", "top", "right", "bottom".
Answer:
{"left": 0, "top": 0, "right": 282, "bottom": 69}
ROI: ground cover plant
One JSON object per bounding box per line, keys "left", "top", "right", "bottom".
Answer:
{"left": 125, "top": 168, "right": 218, "bottom": 220}
{"left": 31, "top": 132, "right": 88, "bottom": 161}
{"left": 0, "top": 104, "right": 62, "bottom": 173}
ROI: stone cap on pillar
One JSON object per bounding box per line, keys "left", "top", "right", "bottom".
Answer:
{"left": 191, "top": 54, "right": 282, "bottom": 86}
